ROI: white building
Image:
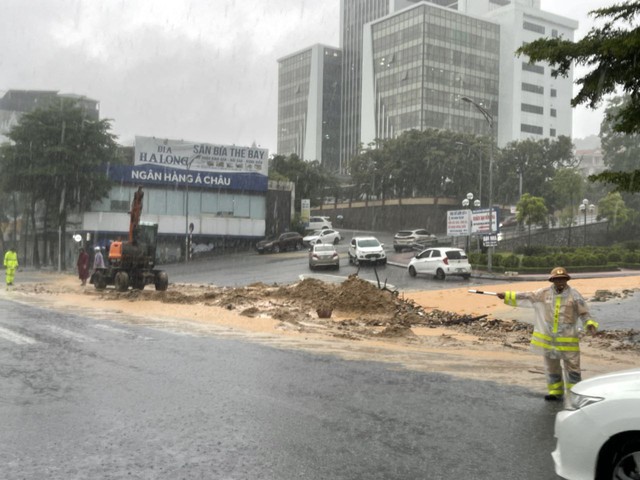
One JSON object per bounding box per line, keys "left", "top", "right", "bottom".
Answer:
{"left": 483, "top": 0, "right": 577, "bottom": 146}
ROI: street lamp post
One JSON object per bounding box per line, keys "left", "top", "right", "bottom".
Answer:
{"left": 579, "top": 198, "right": 595, "bottom": 246}
{"left": 184, "top": 154, "right": 200, "bottom": 263}
{"left": 461, "top": 96, "right": 494, "bottom": 271}
{"left": 462, "top": 192, "right": 481, "bottom": 252}
{"left": 456, "top": 142, "right": 482, "bottom": 206}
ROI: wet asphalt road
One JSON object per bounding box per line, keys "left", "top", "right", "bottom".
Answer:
{"left": 0, "top": 298, "right": 561, "bottom": 479}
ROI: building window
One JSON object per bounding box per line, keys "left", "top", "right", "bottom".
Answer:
{"left": 521, "top": 103, "right": 544, "bottom": 115}
{"left": 522, "top": 62, "right": 544, "bottom": 74}
{"left": 551, "top": 108, "right": 557, "bottom": 117}
{"left": 522, "top": 82, "right": 544, "bottom": 94}
{"left": 550, "top": 128, "right": 557, "bottom": 137}
{"left": 551, "top": 88, "right": 557, "bottom": 97}
{"left": 521, "top": 123, "right": 543, "bottom": 135}
{"left": 523, "top": 21, "right": 545, "bottom": 34}
{"left": 552, "top": 29, "right": 559, "bottom": 38}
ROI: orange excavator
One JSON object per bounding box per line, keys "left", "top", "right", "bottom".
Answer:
{"left": 91, "top": 186, "right": 169, "bottom": 291}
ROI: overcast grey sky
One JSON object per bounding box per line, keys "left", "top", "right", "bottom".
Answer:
{"left": 1, "top": 0, "right": 616, "bottom": 153}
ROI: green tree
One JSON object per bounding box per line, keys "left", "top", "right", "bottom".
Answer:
{"left": 549, "top": 168, "right": 586, "bottom": 219}
{"left": 269, "top": 153, "right": 339, "bottom": 208}
{"left": 598, "top": 191, "right": 631, "bottom": 230}
{"left": 0, "top": 99, "right": 119, "bottom": 268}
{"left": 516, "top": 194, "right": 548, "bottom": 246}
{"left": 517, "top": 2, "right": 640, "bottom": 191}
{"left": 349, "top": 129, "right": 489, "bottom": 202}
{"left": 496, "top": 137, "right": 577, "bottom": 205}
{"left": 590, "top": 95, "right": 640, "bottom": 201}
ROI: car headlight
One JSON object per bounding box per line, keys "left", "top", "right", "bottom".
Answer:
{"left": 564, "top": 391, "right": 604, "bottom": 411}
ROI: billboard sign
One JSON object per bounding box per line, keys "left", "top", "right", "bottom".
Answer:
{"left": 134, "top": 136, "right": 269, "bottom": 176}
{"left": 301, "top": 199, "right": 311, "bottom": 225}
{"left": 447, "top": 209, "right": 471, "bottom": 236}
{"left": 471, "top": 208, "right": 498, "bottom": 234}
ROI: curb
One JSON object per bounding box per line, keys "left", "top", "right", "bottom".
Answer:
{"left": 385, "top": 254, "right": 640, "bottom": 282}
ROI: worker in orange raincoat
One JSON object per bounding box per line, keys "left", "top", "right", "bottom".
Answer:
{"left": 497, "top": 267, "right": 598, "bottom": 401}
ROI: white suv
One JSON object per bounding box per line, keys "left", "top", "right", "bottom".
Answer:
{"left": 348, "top": 236, "right": 387, "bottom": 266}
{"left": 407, "top": 247, "right": 471, "bottom": 280}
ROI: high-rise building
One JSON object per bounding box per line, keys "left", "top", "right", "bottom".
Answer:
{"left": 483, "top": 2, "right": 577, "bottom": 146}
{"left": 360, "top": 2, "right": 500, "bottom": 145}
{"left": 339, "top": 0, "right": 390, "bottom": 174}
{"left": 277, "top": 0, "right": 578, "bottom": 173}
{"left": 0, "top": 89, "right": 100, "bottom": 142}
{"left": 277, "top": 45, "right": 342, "bottom": 172}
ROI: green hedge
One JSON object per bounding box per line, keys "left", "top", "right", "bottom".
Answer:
{"left": 469, "top": 245, "right": 640, "bottom": 273}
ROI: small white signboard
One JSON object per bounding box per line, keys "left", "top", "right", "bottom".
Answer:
{"left": 447, "top": 209, "right": 471, "bottom": 236}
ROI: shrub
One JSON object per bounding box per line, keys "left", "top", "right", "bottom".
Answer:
{"left": 619, "top": 241, "right": 640, "bottom": 252}
{"left": 515, "top": 245, "right": 549, "bottom": 256}
{"left": 594, "top": 253, "right": 608, "bottom": 265}
{"left": 502, "top": 254, "right": 520, "bottom": 268}
{"left": 607, "top": 251, "right": 622, "bottom": 263}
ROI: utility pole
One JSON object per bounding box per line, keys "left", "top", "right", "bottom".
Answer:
{"left": 461, "top": 96, "right": 494, "bottom": 272}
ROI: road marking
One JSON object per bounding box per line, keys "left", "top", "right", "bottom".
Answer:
{"left": 93, "top": 323, "right": 154, "bottom": 341}
{"left": 46, "top": 325, "right": 96, "bottom": 343}
{"left": 0, "top": 326, "right": 37, "bottom": 345}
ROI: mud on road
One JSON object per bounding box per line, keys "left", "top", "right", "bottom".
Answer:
{"left": 5, "top": 273, "right": 640, "bottom": 392}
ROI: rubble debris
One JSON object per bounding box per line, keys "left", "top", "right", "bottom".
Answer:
{"left": 11, "top": 275, "right": 640, "bottom": 355}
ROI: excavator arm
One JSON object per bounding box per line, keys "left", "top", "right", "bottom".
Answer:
{"left": 128, "top": 186, "right": 144, "bottom": 243}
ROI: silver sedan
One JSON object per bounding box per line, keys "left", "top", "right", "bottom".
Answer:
{"left": 308, "top": 244, "right": 340, "bottom": 270}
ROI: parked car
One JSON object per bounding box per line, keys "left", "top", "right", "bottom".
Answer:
{"left": 306, "top": 216, "right": 332, "bottom": 232}
{"left": 348, "top": 236, "right": 387, "bottom": 266}
{"left": 393, "top": 229, "right": 437, "bottom": 252}
{"left": 303, "top": 229, "right": 342, "bottom": 246}
{"left": 407, "top": 247, "right": 471, "bottom": 280}
{"left": 553, "top": 368, "right": 640, "bottom": 480}
{"left": 255, "top": 232, "right": 303, "bottom": 254}
{"left": 308, "top": 243, "right": 340, "bottom": 270}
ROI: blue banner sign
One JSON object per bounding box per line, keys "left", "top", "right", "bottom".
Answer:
{"left": 107, "top": 164, "right": 268, "bottom": 192}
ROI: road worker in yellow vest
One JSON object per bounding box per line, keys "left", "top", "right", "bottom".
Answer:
{"left": 4, "top": 245, "right": 19, "bottom": 287}
{"left": 497, "top": 267, "right": 598, "bottom": 401}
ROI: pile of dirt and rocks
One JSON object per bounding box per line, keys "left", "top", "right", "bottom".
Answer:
{"left": 12, "top": 274, "right": 640, "bottom": 353}
{"left": 114, "top": 277, "right": 640, "bottom": 352}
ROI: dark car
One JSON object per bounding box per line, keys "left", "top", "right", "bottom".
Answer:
{"left": 256, "top": 232, "right": 304, "bottom": 254}
{"left": 499, "top": 215, "right": 518, "bottom": 229}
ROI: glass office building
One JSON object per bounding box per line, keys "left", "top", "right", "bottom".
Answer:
{"left": 277, "top": 45, "right": 342, "bottom": 173}
{"left": 361, "top": 3, "right": 500, "bottom": 144}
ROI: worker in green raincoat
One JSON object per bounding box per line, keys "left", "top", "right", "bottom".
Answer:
{"left": 4, "top": 246, "right": 19, "bottom": 287}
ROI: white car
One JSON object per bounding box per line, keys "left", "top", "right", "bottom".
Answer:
{"left": 553, "top": 368, "right": 640, "bottom": 480}
{"left": 306, "top": 216, "right": 332, "bottom": 231}
{"left": 303, "top": 229, "right": 342, "bottom": 246}
{"left": 393, "top": 229, "right": 437, "bottom": 252}
{"left": 348, "top": 236, "right": 387, "bottom": 266}
{"left": 407, "top": 247, "right": 471, "bottom": 280}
